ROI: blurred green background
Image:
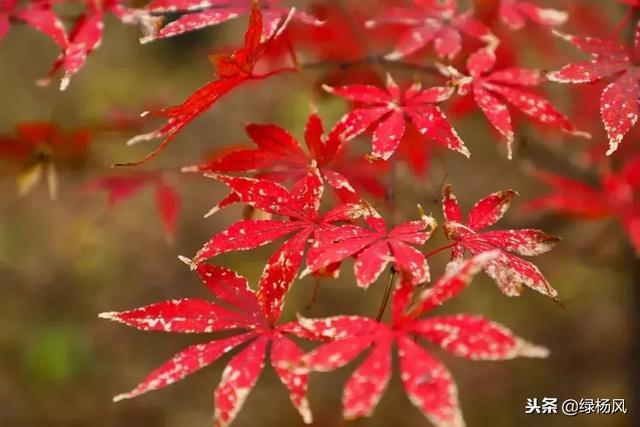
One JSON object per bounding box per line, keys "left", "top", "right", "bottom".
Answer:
{"left": 0, "top": 0, "right": 634, "bottom": 426}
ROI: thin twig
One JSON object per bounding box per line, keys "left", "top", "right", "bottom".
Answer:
{"left": 299, "top": 55, "right": 440, "bottom": 76}
{"left": 386, "top": 155, "right": 398, "bottom": 224}
{"left": 375, "top": 151, "right": 399, "bottom": 321}
{"left": 376, "top": 267, "right": 396, "bottom": 322}
{"left": 424, "top": 243, "right": 456, "bottom": 259}
{"left": 305, "top": 277, "right": 321, "bottom": 311}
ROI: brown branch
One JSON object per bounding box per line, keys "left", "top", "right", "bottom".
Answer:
{"left": 299, "top": 55, "right": 440, "bottom": 76}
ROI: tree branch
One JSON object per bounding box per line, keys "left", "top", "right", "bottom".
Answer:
{"left": 299, "top": 55, "right": 440, "bottom": 76}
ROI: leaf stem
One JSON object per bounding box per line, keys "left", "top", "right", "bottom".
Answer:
{"left": 424, "top": 243, "right": 456, "bottom": 259}
{"left": 611, "top": 6, "right": 634, "bottom": 37}
{"left": 305, "top": 277, "right": 321, "bottom": 311}
{"left": 376, "top": 153, "right": 399, "bottom": 321}
{"left": 376, "top": 267, "right": 396, "bottom": 322}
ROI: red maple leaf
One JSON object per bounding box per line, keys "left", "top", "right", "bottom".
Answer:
{"left": 38, "top": 0, "right": 158, "bottom": 90}
{"left": 141, "top": 0, "right": 321, "bottom": 43}
{"left": 100, "top": 263, "right": 317, "bottom": 426}
{"left": 0, "top": 0, "right": 67, "bottom": 46}
{"left": 396, "top": 124, "right": 440, "bottom": 178}
{"left": 119, "top": 2, "right": 295, "bottom": 166}
{"left": 547, "top": 20, "right": 640, "bottom": 155}
{"left": 325, "top": 74, "right": 469, "bottom": 161}
{"left": 441, "top": 184, "right": 559, "bottom": 298}
{"left": 0, "top": 122, "right": 91, "bottom": 199}
{"left": 287, "top": 2, "right": 368, "bottom": 62}
{"left": 82, "top": 172, "right": 181, "bottom": 238}
{"left": 498, "top": 0, "right": 567, "bottom": 30}
{"left": 365, "top": 0, "right": 496, "bottom": 60}
{"left": 183, "top": 112, "right": 386, "bottom": 201}
{"left": 316, "top": 145, "right": 388, "bottom": 202}
{"left": 439, "top": 48, "right": 586, "bottom": 158}
{"left": 469, "top": 0, "right": 569, "bottom": 77}
{"left": 0, "top": 122, "right": 89, "bottom": 161}
{"left": 285, "top": 2, "right": 395, "bottom": 89}
{"left": 190, "top": 167, "right": 365, "bottom": 323}
{"left": 290, "top": 253, "right": 548, "bottom": 425}
{"left": 523, "top": 159, "right": 640, "bottom": 253}
{"left": 303, "top": 201, "right": 437, "bottom": 288}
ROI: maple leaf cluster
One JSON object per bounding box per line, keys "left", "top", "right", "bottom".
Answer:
{"left": 91, "top": 1, "right": 563, "bottom": 414}
{"left": 3, "top": 0, "right": 640, "bottom": 426}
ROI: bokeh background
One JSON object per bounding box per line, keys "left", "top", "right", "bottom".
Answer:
{"left": 0, "top": 0, "right": 636, "bottom": 426}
